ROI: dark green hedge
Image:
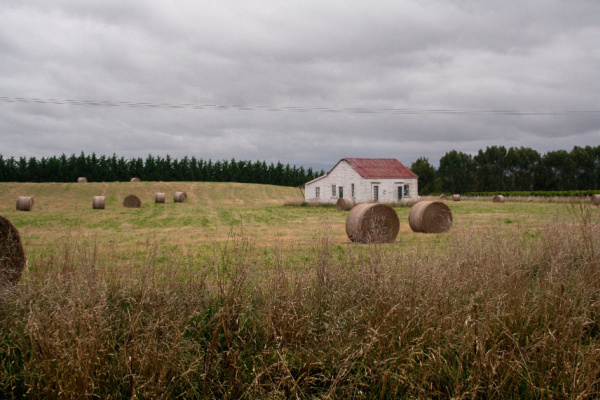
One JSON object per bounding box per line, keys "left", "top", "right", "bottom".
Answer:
{"left": 462, "top": 190, "right": 600, "bottom": 197}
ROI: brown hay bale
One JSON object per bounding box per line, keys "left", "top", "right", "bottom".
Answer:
{"left": 592, "top": 194, "right": 600, "bottom": 206}
{"left": 123, "top": 194, "right": 141, "bottom": 208}
{"left": 155, "top": 192, "right": 166, "bottom": 203}
{"left": 439, "top": 194, "right": 447, "bottom": 200}
{"left": 345, "top": 203, "right": 399, "bottom": 243}
{"left": 92, "top": 196, "right": 106, "bottom": 209}
{"left": 452, "top": 194, "right": 461, "bottom": 202}
{"left": 130, "top": 177, "right": 141, "bottom": 182}
{"left": 174, "top": 192, "right": 188, "bottom": 203}
{"left": 493, "top": 194, "right": 505, "bottom": 203}
{"left": 0, "top": 215, "right": 26, "bottom": 285}
{"left": 16, "top": 196, "right": 34, "bottom": 212}
{"left": 77, "top": 177, "right": 87, "bottom": 183}
{"left": 408, "top": 201, "right": 453, "bottom": 233}
{"left": 336, "top": 197, "right": 356, "bottom": 211}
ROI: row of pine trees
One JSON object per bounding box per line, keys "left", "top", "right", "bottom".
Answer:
{"left": 0, "top": 153, "right": 324, "bottom": 187}
{"left": 411, "top": 145, "right": 600, "bottom": 194}
{"left": 1, "top": 145, "right": 599, "bottom": 193}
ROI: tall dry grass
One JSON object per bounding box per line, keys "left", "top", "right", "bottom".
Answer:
{"left": 1, "top": 204, "right": 599, "bottom": 398}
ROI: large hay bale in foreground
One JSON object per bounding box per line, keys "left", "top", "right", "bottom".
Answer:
{"left": 408, "top": 201, "right": 453, "bottom": 233}
{"left": 592, "top": 194, "right": 600, "bottom": 206}
{"left": 92, "top": 196, "right": 106, "bottom": 210}
{"left": 77, "top": 177, "right": 87, "bottom": 183}
{"left": 155, "top": 192, "right": 166, "bottom": 203}
{"left": 452, "top": 194, "right": 461, "bottom": 202}
{"left": 0, "top": 215, "right": 26, "bottom": 285}
{"left": 123, "top": 194, "right": 141, "bottom": 208}
{"left": 336, "top": 197, "right": 356, "bottom": 211}
{"left": 440, "top": 194, "right": 447, "bottom": 200}
{"left": 16, "top": 196, "right": 34, "bottom": 212}
{"left": 130, "top": 177, "right": 141, "bottom": 182}
{"left": 174, "top": 192, "right": 188, "bottom": 203}
{"left": 493, "top": 194, "right": 505, "bottom": 203}
{"left": 346, "top": 203, "right": 399, "bottom": 243}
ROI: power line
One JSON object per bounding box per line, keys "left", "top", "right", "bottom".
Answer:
{"left": 1, "top": 96, "right": 599, "bottom": 116}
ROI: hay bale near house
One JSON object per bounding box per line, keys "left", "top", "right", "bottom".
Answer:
{"left": 123, "top": 194, "right": 141, "bottom": 208}
{"left": 16, "top": 196, "right": 34, "bottom": 212}
{"left": 174, "top": 192, "right": 188, "bottom": 203}
{"left": 592, "top": 194, "right": 600, "bottom": 206}
{"left": 92, "top": 196, "right": 106, "bottom": 210}
{"left": 155, "top": 192, "right": 166, "bottom": 203}
{"left": 336, "top": 197, "right": 356, "bottom": 211}
{"left": 130, "top": 177, "right": 141, "bottom": 182}
{"left": 0, "top": 215, "right": 26, "bottom": 286}
{"left": 493, "top": 194, "right": 505, "bottom": 203}
{"left": 408, "top": 201, "right": 453, "bottom": 233}
{"left": 440, "top": 194, "right": 447, "bottom": 200}
{"left": 77, "top": 177, "right": 87, "bottom": 183}
{"left": 452, "top": 194, "right": 461, "bottom": 202}
{"left": 345, "top": 203, "right": 399, "bottom": 243}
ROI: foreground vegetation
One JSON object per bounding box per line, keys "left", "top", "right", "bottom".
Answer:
{"left": 1, "top": 182, "right": 599, "bottom": 398}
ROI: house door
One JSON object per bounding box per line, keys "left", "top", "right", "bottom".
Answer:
{"left": 373, "top": 185, "right": 379, "bottom": 202}
{"left": 338, "top": 186, "right": 343, "bottom": 198}
{"left": 397, "top": 186, "right": 403, "bottom": 201}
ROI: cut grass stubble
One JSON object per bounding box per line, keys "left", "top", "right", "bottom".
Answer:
{"left": 1, "top": 203, "right": 600, "bottom": 398}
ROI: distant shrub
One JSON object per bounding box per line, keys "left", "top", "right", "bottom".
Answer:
{"left": 464, "top": 190, "right": 600, "bottom": 197}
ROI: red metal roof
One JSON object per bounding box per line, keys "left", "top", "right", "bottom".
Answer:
{"left": 343, "top": 158, "right": 418, "bottom": 179}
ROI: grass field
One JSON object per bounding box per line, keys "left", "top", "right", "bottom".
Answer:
{"left": 1, "top": 182, "right": 599, "bottom": 399}
{"left": 0, "top": 181, "right": 569, "bottom": 252}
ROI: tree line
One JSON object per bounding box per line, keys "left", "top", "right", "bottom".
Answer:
{"left": 1, "top": 146, "right": 598, "bottom": 192}
{"left": 0, "top": 153, "right": 324, "bottom": 187}
{"left": 411, "top": 145, "right": 600, "bottom": 195}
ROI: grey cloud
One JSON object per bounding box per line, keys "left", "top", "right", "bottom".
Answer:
{"left": 1, "top": 1, "right": 599, "bottom": 170}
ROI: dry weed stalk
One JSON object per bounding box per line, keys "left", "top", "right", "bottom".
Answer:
{"left": 0, "top": 205, "right": 599, "bottom": 398}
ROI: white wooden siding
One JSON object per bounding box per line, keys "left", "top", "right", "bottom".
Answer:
{"left": 304, "top": 160, "right": 419, "bottom": 203}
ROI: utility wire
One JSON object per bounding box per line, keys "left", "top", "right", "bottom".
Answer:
{"left": 1, "top": 96, "right": 599, "bottom": 116}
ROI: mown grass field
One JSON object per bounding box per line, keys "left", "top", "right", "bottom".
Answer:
{"left": 1, "top": 182, "right": 599, "bottom": 399}
{"left": 0, "top": 181, "right": 569, "bottom": 253}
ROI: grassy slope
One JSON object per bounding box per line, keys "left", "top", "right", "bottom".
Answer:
{"left": 1, "top": 182, "right": 308, "bottom": 251}
{"left": 1, "top": 182, "right": 570, "bottom": 252}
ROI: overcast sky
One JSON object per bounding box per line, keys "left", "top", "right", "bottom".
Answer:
{"left": 1, "top": 1, "right": 599, "bottom": 170}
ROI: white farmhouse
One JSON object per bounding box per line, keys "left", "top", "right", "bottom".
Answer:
{"left": 304, "top": 158, "right": 419, "bottom": 204}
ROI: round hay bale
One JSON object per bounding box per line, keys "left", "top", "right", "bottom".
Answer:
{"left": 452, "top": 194, "right": 461, "bottom": 202}
{"left": 439, "top": 194, "right": 447, "bottom": 200}
{"left": 493, "top": 194, "right": 505, "bottom": 203}
{"left": 0, "top": 215, "right": 26, "bottom": 285}
{"left": 155, "top": 192, "right": 166, "bottom": 203}
{"left": 336, "top": 197, "right": 356, "bottom": 211}
{"left": 77, "top": 177, "right": 87, "bottom": 183}
{"left": 345, "top": 203, "right": 399, "bottom": 243}
{"left": 408, "top": 201, "right": 453, "bottom": 233}
{"left": 592, "top": 194, "right": 600, "bottom": 206}
{"left": 123, "top": 194, "right": 141, "bottom": 208}
{"left": 174, "top": 192, "right": 188, "bottom": 203}
{"left": 16, "top": 196, "right": 34, "bottom": 212}
{"left": 130, "top": 177, "right": 141, "bottom": 182}
{"left": 92, "top": 196, "right": 106, "bottom": 210}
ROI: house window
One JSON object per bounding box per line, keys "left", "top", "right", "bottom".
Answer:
{"left": 373, "top": 185, "right": 379, "bottom": 202}
{"left": 351, "top": 183, "right": 355, "bottom": 197}
{"left": 397, "top": 186, "right": 403, "bottom": 200}
{"left": 339, "top": 186, "right": 343, "bottom": 198}
{"left": 332, "top": 185, "right": 336, "bottom": 197}
{"left": 404, "top": 185, "right": 410, "bottom": 197}
{"left": 315, "top": 187, "right": 320, "bottom": 198}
